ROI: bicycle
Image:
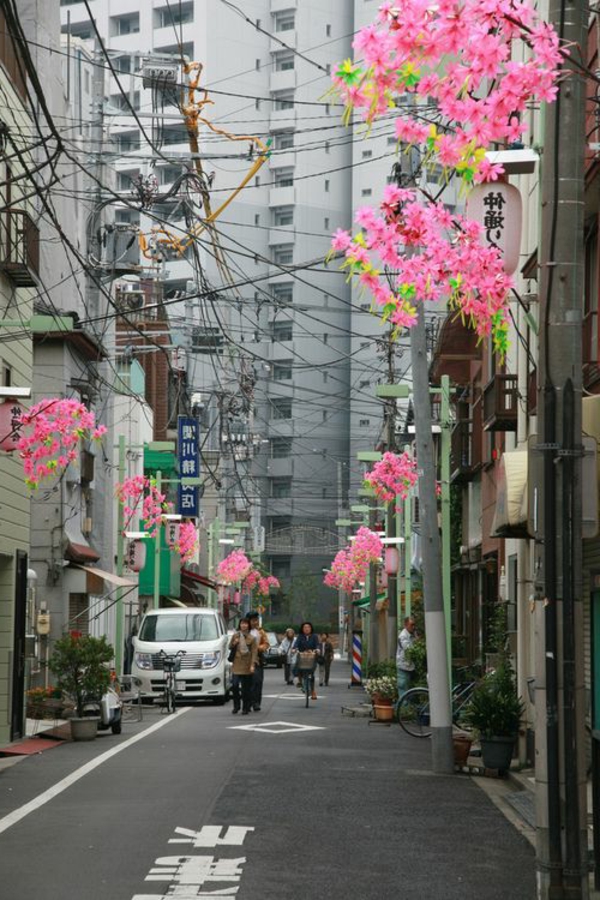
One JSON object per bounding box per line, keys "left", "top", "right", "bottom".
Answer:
{"left": 159, "top": 649, "right": 186, "bottom": 714}
{"left": 296, "top": 651, "right": 318, "bottom": 708}
{"left": 396, "top": 679, "right": 476, "bottom": 738}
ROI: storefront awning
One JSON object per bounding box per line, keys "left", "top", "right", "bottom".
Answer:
{"left": 181, "top": 568, "right": 218, "bottom": 592}
{"left": 352, "top": 592, "right": 386, "bottom": 610}
{"left": 491, "top": 450, "right": 529, "bottom": 538}
{"left": 64, "top": 540, "right": 101, "bottom": 564}
{"left": 74, "top": 564, "right": 136, "bottom": 588}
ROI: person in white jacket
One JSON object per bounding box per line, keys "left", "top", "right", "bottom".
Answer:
{"left": 279, "top": 628, "right": 296, "bottom": 685}
{"left": 396, "top": 617, "right": 416, "bottom": 696}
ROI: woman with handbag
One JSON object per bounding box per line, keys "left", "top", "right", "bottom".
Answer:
{"left": 279, "top": 628, "right": 296, "bottom": 685}
{"left": 228, "top": 618, "right": 258, "bottom": 715}
{"left": 294, "top": 621, "right": 319, "bottom": 700}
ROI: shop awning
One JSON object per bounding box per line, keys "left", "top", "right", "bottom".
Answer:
{"left": 64, "top": 540, "right": 101, "bottom": 564}
{"left": 491, "top": 450, "right": 530, "bottom": 538}
{"left": 352, "top": 592, "right": 386, "bottom": 610}
{"left": 181, "top": 568, "right": 218, "bottom": 593}
{"left": 74, "top": 565, "right": 136, "bottom": 588}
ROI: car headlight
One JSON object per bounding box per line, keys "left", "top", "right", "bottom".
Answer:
{"left": 135, "top": 653, "right": 153, "bottom": 670}
{"left": 202, "top": 651, "right": 221, "bottom": 668}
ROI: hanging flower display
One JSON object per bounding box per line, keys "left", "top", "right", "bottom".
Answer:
{"left": 171, "top": 521, "right": 199, "bottom": 564}
{"left": 365, "top": 450, "right": 418, "bottom": 504}
{"left": 12, "top": 398, "right": 107, "bottom": 489}
{"left": 216, "top": 549, "right": 253, "bottom": 585}
{"left": 115, "top": 475, "right": 166, "bottom": 538}
{"left": 324, "top": 527, "right": 383, "bottom": 593}
{"left": 257, "top": 575, "right": 280, "bottom": 597}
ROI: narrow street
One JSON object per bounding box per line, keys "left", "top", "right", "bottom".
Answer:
{"left": 0, "top": 663, "right": 534, "bottom": 899}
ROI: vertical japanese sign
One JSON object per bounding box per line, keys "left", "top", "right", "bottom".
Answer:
{"left": 177, "top": 416, "right": 199, "bottom": 517}
{"left": 466, "top": 182, "right": 522, "bottom": 276}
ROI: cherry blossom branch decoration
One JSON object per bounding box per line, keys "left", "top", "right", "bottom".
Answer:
{"left": 115, "top": 475, "right": 166, "bottom": 539}
{"left": 216, "top": 550, "right": 254, "bottom": 585}
{"left": 16, "top": 398, "right": 107, "bottom": 489}
{"left": 365, "top": 450, "right": 418, "bottom": 504}
{"left": 324, "top": 527, "right": 383, "bottom": 593}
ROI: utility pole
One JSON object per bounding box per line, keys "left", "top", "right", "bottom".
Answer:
{"left": 535, "top": 0, "right": 587, "bottom": 891}
{"left": 384, "top": 333, "right": 398, "bottom": 656}
{"left": 368, "top": 497, "right": 380, "bottom": 666}
{"left": 410, "top": 305, "right": 453, "bottom": 774}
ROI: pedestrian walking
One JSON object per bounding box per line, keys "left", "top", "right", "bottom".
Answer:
{"left": 279, "top": 628, "right": 296, "bottom": 685}
{"left": 228, "top": 618, "right": 257, "bottom": 715}
{"left": 247, "top": 611, "right": 270, "bottom": 712}
{"left": 295, "top": 621, "right": 319, "bottom": 700}
{"left": 317, "top": 632, "right": 334, "bottom": 686}
{"left": 396, "top": 616, "right": 416, "bottom": 696}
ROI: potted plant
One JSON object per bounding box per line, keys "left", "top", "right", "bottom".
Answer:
{"left": 364, "top": 675, "right": 398, "bottom": 721}
{"left": 464, "top": 663, "right": 524, "bottom": 772}
{"left": 49, "top": 634, "right": 114, "bottom": 741}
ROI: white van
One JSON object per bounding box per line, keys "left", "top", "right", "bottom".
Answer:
{"left": 131, "top": 608, "right": 230, "bottom": 704}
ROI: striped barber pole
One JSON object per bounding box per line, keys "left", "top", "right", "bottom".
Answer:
{"left": 351, "top": 632, "right": 362, "bottom": 686}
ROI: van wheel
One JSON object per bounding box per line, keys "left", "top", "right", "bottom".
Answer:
{"left": 111, "top": 721, "right": 122, "bottom": 734}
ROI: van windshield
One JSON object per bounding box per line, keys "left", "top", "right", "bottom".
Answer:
{"left": 139, "top": 615, "right": 219, "bottom": 642}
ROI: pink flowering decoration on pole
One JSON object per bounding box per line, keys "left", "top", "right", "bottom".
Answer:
{"left": 115, "top": 475, "right": 166, "bottom": 538}
{"left": 15, "top": 398, "right": 107, "bottom": 489}
{"left": 328, "top": 0, "right": 562, "bottom": 360}
{"left": 257, "top": 575, "right": 280, "bottom": 597}
{"left": 216, "top": 550, "right": 253, "bottom": 586}
{"left": 172, "top": 521, "right": 199, "bottom": 564}
{"left": 324, "top": 527, "right": 383, "bottom": 593}
{"left": 365, "top": 450, "right": 418, "bottom": 504}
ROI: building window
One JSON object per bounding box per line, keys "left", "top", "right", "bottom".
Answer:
{"left": 322, "top": 410, "right": 328, "bottom": 422}
{"left": 360, "top": 341, "right": 370, "bottom": 349}
{"left": 162, "top": 125, "right": 188, "bottom": 145}
{"left": 359, "top": 419, "right": 370, "bottom": 427}
{"left": 323, "top": 334, "right": 328, "bottom": 344}
{"left": 272, "top": 398, "right": 292, "bottom": 419}
{"left": 361, "top": 188, "right": 372, "bottom": 197}
{"left": 325, "top": 141, "right": 330, "bottom": 154}
{"left": 109, "top": 13, "right": 140, "bottom": 36}
{"left": 275, "top": 52, "right": 295, "bottom": 71}
{"left": 324, "top": 217, "right": 329, "bottom": 230}
{"left": 274, "top": 11, "right": 295, "bottom": 31}
{"left": 360, "top": 302, "right": 370, "bottom": 311}
{"left": 154, "top": 3, "right": 193, "bottom": 28}
{"left": 326, "top": 23, "right": 331, "bottom": 36}
{"left": 275, "top": 132, "right": 294, "bottom": 150}
{"left": 325, "top": 104, "right": 331, "bottom": 115}
{"left": 272, "top": 478, "right": 292, "bottom": 498}
{"left": 322, "top": 487, "right": 328, "bottom": 498}
{"left": 323, "top": 293, "right": 329, "bottom": 308}
{"left": 273, "top": 245, "right": 294, "bottom": 265}
{"left": 255, "top": 98, "right": 261, "bottom": 110}
{"left": 324, "top": 179, "right": 330, "bottom": 192}
{"left": 255, "top": 214, "right": 260, "bottom": 225}
{"left": 274, "top": 92, "right": 295, "bottom": 110}
{"left": 272, "top": 283, "right": 293, "bottom": 305}
{"left": 274, "top": 168, "right": 294, "bottom": 187}
{"left": 388, "top": 135, "right": 398, "bottom": 145}
{"left": 271, "top": 558, "right": 291, "bottom": 581}
{"left": 256, "top": 58, "right": 261, "bottom": 70}
{"left": 272, "top": 320, "right": 293, "bottom": 342}
{"left": 360, "top": 380, "right": 370, "bottom": 388}
{"left": 273, "top": 206, "right": 294, "bottom": 226}
{"left": 273, "top": 362, "right": 293, "bottom": 380}
{"left": 323, "top": 371, "right": 328, "bottom": 383}
{"left": 271, "top": 437, "right": 292, "bottom": 458}
{"left": 362, "top": 149, "right": 373, "bottom": 159}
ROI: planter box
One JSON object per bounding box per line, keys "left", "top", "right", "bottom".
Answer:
{"left": 480, "top": 735, "right": 516, "bottom": 772}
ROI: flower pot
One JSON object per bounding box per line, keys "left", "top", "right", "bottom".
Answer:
{"left": 453, "top": 734, "right": 473, "bottom": 767}
{"left": 480, "top": 735, "right": 516, "bottom": 772}
{"left": 374, "top": 704, "right": 395, "bottom": 722}
{"left": 70, "top": 717, "right": 99, "bottom": 741}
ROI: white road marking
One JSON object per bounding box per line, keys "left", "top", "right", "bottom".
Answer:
{"left": 229, "top": 720, "right": 325, "bottom": 734}
{"left": 0, "top": 707, "right": 190, "bottom": 835}
{"left": 263, "top": 693, "right": 306, "bottom": 700}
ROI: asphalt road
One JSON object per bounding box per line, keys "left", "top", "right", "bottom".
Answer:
{"left": 0, "top": 661, "right": 535, "bottom": 899}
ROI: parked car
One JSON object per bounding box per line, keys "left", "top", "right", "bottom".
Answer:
{"left": 131, "top": 608, "right": 231, "bottom": 704}
{"left": 263, "top": 631, "right": 284, "bottom": 668}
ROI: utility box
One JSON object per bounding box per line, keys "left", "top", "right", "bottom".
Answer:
{"left": 36, "top": 612, "right": 50, "bottom": 635}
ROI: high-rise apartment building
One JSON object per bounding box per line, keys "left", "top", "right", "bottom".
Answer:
{"left": 59, "top": 0, "right": 357, "bottom": 607}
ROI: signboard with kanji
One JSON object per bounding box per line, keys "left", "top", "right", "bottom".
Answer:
{"left": 177, "top": 416, "right": 199, "bottom": 517}
{"left": 467, "top": 182, "right": 522, "bottom": 276}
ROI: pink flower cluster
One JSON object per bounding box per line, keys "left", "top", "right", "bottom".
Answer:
{"left": 257, "top": 575, "right": 280, "bottom": 597}
{"left": 365, "top": 451, "right": 418, "bottom": 504}
{"left": 332, "top": 0, "right": 562, "bottom": 184}
{"left": 216, "top": 550, "right": 253, "bottom": 585}
{"left": 172, "top": 521, "right": 199, "bottom": 564}
{"left": 18, "top": 398, "right": 107, "bottom": 489}
{"left": 330, "top": 187, "right": 512, "bottom": 356}
{"left": 324, "top": 527, "right": 383, "bottom": 593}
{"left": 116, "top": 475, "right": 166, "bottom": 538}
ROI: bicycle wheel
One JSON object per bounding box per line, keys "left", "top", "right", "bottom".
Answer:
{"left": 304, "top": 672, "right": 310, "bottom": 708}
{"left": 397, "top": 687, "right": 432, "bottom": 738}
{"left": 165, "top": 680, "right": 175, "bottom": 714}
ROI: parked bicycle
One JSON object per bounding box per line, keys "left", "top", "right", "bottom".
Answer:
{"left": 296, "top": 651, "right": 318, "bottom": 708}
{"left": 159, "top": 649, "right": 186, "bottom": 713}
{"left": 396, "top": 678, "right": 476, "bottom": 738}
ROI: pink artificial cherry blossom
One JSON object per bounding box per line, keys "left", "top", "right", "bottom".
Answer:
{"left": 216, "top": 550, "right": 253, "bottom": 585}
{"left": 365, "top": 451, "right": 418, "bottom": 504}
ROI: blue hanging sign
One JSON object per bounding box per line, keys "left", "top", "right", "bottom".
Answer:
{"left": 177, "top": 416, "right": 199, "bottom": 517}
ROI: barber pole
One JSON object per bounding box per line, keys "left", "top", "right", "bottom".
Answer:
{"left": 351, "top": 631, "right": 363, "bottom": 687}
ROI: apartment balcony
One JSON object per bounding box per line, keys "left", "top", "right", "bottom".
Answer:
{"left": 269, "top": 186, "right": 295, "bottom": 207}
{"left": 269, "top": 150, "right": 296, "bottom": 169}
{"left": 270, "top": 69, "right": 297, "bottom": 94}
{"left": 0, "top": 209, "right": 39, "bottom": 287}
{"left": 271, "top": 0, "right": 297, "bottom": 15}
{"left": 483, "top": 374, "right": 518, "bottom": 431}
{"left": 153, "top": 22, "right": 194, "bottom": 51}
{"left": 267, "top": 457, "right": 293, "bottom": 478}
{"left": 269, "top": 224, "right": 295, "bottom": 246}
{"left": 270, "top": 108, "right": 297, "bottom": 129}
{"left": 451, "top": 420, "right": 481, "bottom": 484}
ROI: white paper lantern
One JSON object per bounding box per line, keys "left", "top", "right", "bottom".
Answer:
{"left": 0, "top": 399, "right": 26, "bottom": 452}
{"left": 385, "top": 547, "right": 400, "bottom": 575}
{"left": 126, "top": 539, "right": 147, "bottom": 573}
{"left": 466, "top": 182, "right": 522, "bottom": 275}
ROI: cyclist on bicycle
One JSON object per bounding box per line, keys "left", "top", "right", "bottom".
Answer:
{"left": 229, "top": 618, "right": 258, "bottom": 715}
{"left": 294, "top": 621, "right": 319, "bottom": 700}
